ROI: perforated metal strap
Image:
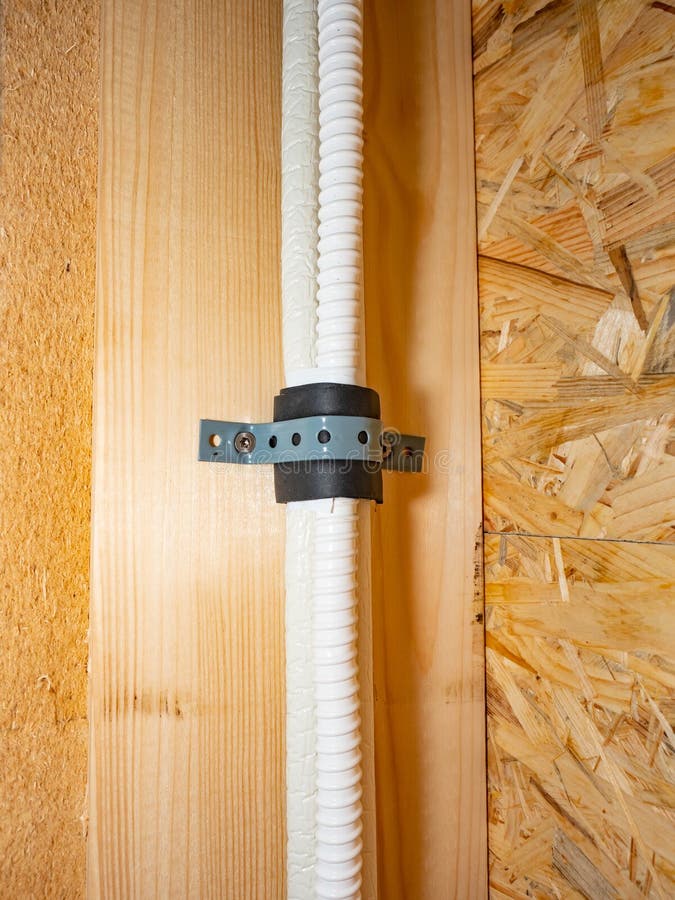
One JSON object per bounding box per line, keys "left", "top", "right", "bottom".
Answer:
{"left": 198, "top": 416, "right": 425, "bottom": 473}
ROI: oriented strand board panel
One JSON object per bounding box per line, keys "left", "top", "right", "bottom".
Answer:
{"left": 0, "top": 1, "right": 97, "bottom": 895}
{"left": 88, "top": 1, "right": 286, "bottom": 896}
{"left": 475, "top": 0, "right": 675, "bottom": 545}
{"left": 485, "top": 536, "right": 675, "bottom": 898}
{"left": 364, "top": 2, "right": 488, "bottom": 897}
{"left": 473, "top": 0, "right": 675, "bottom": 895}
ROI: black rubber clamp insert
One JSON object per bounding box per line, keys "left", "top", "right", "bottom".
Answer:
{"left": 273, "top": 382, "right": 383, "bottom": 504}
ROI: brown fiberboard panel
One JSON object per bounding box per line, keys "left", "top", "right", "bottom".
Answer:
{"left": 0, "top": 1, "right": 98, "bottom": 895}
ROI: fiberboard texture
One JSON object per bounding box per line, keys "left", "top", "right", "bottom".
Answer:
{"left": 0, "top": 0, "right": 97, "bottom": 896}
{"left": 473, "top": 0, "right": 675, "bottom": 897}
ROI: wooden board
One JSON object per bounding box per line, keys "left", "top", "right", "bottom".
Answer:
{"left": 364, "top": 2, "right": 488, "bottom": 897}
{"left": 91, "top": 1, "right": 482, "bottom": 894}
{"left": 473, "top": 0, "right": 675, "bottom": 895}
{"left": 88, "top": 2, "right": 286, "bottom": 896}
{"left": 0, "top": 1, "right": 97, "bottom": 895}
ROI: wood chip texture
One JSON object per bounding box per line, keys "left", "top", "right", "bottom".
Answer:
{"left": 473, "top": 0, "right": 675, "bottom": 896}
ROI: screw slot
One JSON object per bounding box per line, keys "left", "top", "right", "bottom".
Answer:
{"left": 268, "top": 435, "right": 277, "bottom": 448}
{"left": 291, "top": 432, "right": 301, "bottom": 446}
{"left": 234, "top": 431, "right": 256, "bottom": 453}
{"left": 357, "top": 430, "right": 368, "bottom": 445}
{"left": 318, "top": 429, "right": 331, "bottom": 444}
{"left": 209, "top": 434, "right": 222, "bottom": 448}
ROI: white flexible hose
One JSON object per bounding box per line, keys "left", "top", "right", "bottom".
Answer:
{"left": 313, "top": 3, "right": 364, "bottom": 898}
{"left": 316, "top": 0, "right": 363, "bottom": 383}
{"left": 282, "top": 4, "right": 321, "bottom": 896}
{"left": 282, "top": 2, "right": 365, "bottom": 898}
{"left": 312, "top": 498, "right": 362, "bottom": 900}
{"left": 282, "top": 0, "right": 320, "bottom": 381}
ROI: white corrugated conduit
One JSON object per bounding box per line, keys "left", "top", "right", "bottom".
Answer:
{"left": 311, "top": 497, "right": 362, "bottom": 899}
{"left": 282, "top": 2, "right": 321, "bottom": 895}
{"left": 282, "top": 1, "right": 365, "bottom": 898}
{"left": 316, "top": 0, "right": 363, "bottom": 384}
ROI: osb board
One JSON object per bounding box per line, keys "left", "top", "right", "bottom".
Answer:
{"left": 0, "top": 1, "right": 97, "bottom": 896}
{"left": 475, "top": 0, "right": 675, "bottom": 543}
{"left": 485, "top": 535, "right": 675, "bottom": 898}
{"left": 473, "top": 0, "right": 675, "bottom": 896}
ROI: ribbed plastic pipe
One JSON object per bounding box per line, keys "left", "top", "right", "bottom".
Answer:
{"left": 313, "top": 3, "right": 364, "bottom": 899}
{"left": 282, "top": 2, "right": 364, "bottom": 898}
{"left": 315, "top": 0, "right": 364, "bottom": 384}
{"left": 312, "top": 497, "right": 362, "bottom": 900}
{"left": 281, "top": 4, "right": 320, "bottom": 898}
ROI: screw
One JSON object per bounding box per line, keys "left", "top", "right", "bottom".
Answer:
{"left": 380, "top": 431, "right": 395, "bottom": 459}
{"left": 234, "top": 431, "right": 256, "bottom": 453}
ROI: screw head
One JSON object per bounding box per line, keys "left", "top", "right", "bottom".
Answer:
{"left": 380, "top": 431, "right": 396, "bottom": 459}
{"left": 234, "top": 431, "right": 256, "bottom": 453}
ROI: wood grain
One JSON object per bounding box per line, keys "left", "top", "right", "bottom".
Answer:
{"left": 364, "top": 2, "right": 487, "bottom": 897}
{"left": 88, "top": 2, "right": 285, "bottom": 896}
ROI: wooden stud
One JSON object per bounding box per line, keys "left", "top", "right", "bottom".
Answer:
{"left": 364, "top": 2, "right": 488, "bottom": 896}
{"left": 88, "top": 2, "right": 286, "bottom": 895}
